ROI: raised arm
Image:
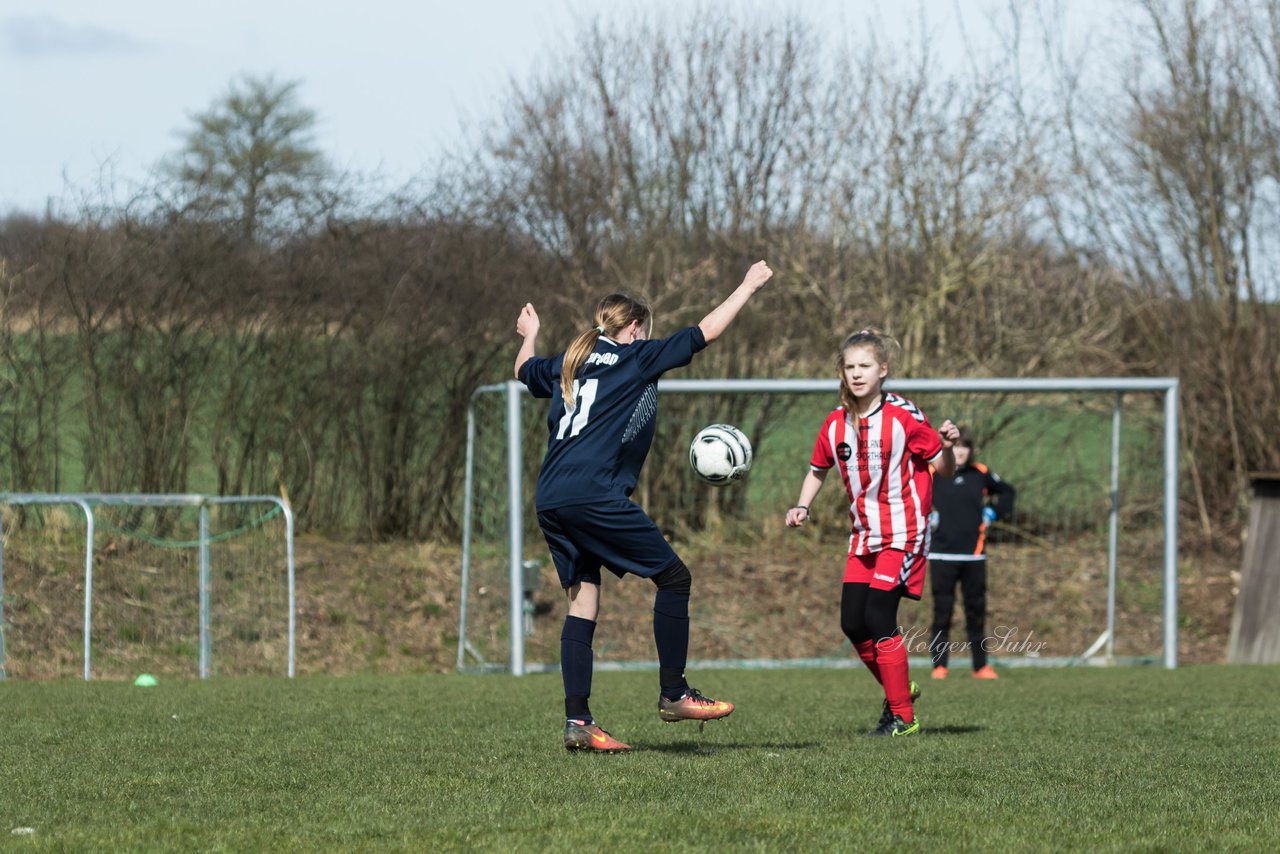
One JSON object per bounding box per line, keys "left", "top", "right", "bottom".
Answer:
{"left": 931, "top": 419, "right": 960, "bottom": 478}
{"left": 513, "top": 303, "right": 540, "bottom": 379}
{"left": 698, "top": 261, "right": 773, "bottom": 343}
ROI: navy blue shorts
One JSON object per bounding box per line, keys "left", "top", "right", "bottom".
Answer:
{"left": 537, "top": 499, "right": 680, "bottom": 588}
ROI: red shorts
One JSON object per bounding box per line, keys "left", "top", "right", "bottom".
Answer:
{"left": 844, "top": 548, "right": 927, "bottom": 600}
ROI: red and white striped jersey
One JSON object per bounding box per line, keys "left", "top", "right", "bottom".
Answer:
{"left": 809, "top": 393, "right": 943, "bottom": 556}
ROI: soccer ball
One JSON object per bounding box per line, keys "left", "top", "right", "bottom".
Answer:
{"left": 689, "top": 423, "right": 753, "bottom": 485}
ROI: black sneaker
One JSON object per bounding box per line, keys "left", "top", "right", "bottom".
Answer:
{"left": 874, "top": 680, "right": 921, "bottom": 731}
{"left": 867, "top": 714, "right": 921, "bottom": 738}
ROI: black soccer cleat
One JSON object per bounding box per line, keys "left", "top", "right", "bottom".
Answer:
{"left": 867, "top": 714, "right": 921, "bottom": 738}
{"left": 873, "top": 680, "right": 921, "bottom": 732}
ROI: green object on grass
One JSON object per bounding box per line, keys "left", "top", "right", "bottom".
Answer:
{"left": 133, "top": 674, "right": 158, "bottom": 687}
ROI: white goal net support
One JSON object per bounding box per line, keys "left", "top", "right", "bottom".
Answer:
{"left": 458, "top": 378, "right": 1179, "bottom": 675}
{"left": 0, "top": 493, "right": 296, "bottom": 680}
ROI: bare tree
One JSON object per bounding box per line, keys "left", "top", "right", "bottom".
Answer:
{"left": 1047, "top": 0, "right": 1280, "bottom": 530}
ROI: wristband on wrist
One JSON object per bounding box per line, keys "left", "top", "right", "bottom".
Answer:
{"left": 792, "top": 505, "right": 810, "bottom": 516}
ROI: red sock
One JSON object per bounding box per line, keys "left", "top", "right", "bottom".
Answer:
{"left": 875, "top": 635, "right": 913, "bottom": 723}
{"left": 854, "top": 639, "right": 882, "bottom": 685}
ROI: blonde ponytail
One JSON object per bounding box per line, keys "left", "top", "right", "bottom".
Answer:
{"left": 559, "top": 292, "right": 652, "bottom": 409}
{"left": 560, "top": 327, "right": 603, "bottom": 408}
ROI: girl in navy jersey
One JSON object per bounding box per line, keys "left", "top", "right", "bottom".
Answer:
{"left": 786, "top": 328, "right": 959, "bottom": 737}
{"left": 515, "top": 260, "right": 773, "bottom": 753}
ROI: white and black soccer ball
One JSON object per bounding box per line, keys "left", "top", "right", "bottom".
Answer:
{"left": 689, "top": 423, "right": 753, "bottom": 485}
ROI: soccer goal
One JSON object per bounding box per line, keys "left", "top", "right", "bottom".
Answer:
{"left": 0, "top": 493, "right": 296, "bottom": 680}
{"left": 458, "top": 378, "right": 1179, "bottom": 675}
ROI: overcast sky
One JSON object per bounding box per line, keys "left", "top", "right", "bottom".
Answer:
{"left": 0, "top": 0, "right": 1106, "bottom": 215}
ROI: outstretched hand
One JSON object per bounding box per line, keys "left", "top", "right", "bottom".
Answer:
{"left": 512, "top": 303, "right": 541, "bottom": 379}
{"left": 742, "top": 260, "right": 773, "bottom": 291}
{"left": 516, "top": 303, "right": 540, "bottom": 339}
{"left": 937, "top": 419, "right": 960, "bottom": 448}
{"left": 698, "top": 260, "right": 774, "bottom": 343}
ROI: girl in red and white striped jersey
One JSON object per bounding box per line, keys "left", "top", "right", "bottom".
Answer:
{"left": 786, "top": 328, "right": 959, "bottom": 737}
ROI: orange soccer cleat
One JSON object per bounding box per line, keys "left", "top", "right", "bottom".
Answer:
{"left": 658, "top": 687, "right": 735, "bottom": 724}
{"left": 972, "top": 665, "right": 999, "bottom": 680}
{"left": 931, "top": 666, "right": 949, "bottom": 680}
{"left": 563, "top": 719, "right": 631, "bottom": 753}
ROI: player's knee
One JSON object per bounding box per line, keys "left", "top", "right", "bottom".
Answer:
{"left": 864, "top": 604, "right": 900, "bottom": 642}
{"left": 652, "top": 560, "right": 691, "bottom": 595}
{"left": 841, "top": 612, "right": 869, "bottom": 644}
{"left": 863, "top": 588, "right": 904, "bottom": 640}
{"left": 866, "top": 615, "right": 899, "bottom": 642}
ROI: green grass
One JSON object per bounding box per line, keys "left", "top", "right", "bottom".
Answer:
{"left": 2, "top": 666, "right": 1278, "bottom": 850}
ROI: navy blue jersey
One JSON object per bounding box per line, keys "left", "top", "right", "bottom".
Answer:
{"left": 518, "top": 326, "right": 707, "bottom": 510}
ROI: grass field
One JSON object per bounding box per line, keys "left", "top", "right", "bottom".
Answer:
{"left": 2, "top": 666, "right": 1278, "bottom": 850}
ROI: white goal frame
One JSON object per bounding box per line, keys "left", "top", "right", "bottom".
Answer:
{"left": 0, "top": 492, "right": 296, "bottom": 680}
{"left": 458, "top": 377, "right": 1180, "bottom": 675}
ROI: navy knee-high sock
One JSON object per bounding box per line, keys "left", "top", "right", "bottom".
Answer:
{"left": 561, "top": 615, "right": 596, "bottom": 721}
{"left": 654, "top": 590, "right": 690, "bottom": 699}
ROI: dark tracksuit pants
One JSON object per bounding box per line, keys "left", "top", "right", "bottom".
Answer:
{"left": 928, "top": 558, "right": 988, "bottom": 670}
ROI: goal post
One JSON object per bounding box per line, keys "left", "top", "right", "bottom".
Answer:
{"left": 0, "top": 493, "right": 296, "bottom": 680}
{"left": 458, "top": 377, "right": 1179, "bottom": 675}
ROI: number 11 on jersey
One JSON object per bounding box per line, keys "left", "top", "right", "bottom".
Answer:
{"left": 556, "top": 379, "right": 599, "bottom": 440}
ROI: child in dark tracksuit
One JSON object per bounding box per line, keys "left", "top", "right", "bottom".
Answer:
{"left": 927, "top": 429, "right": 1016, "bottom": 679}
